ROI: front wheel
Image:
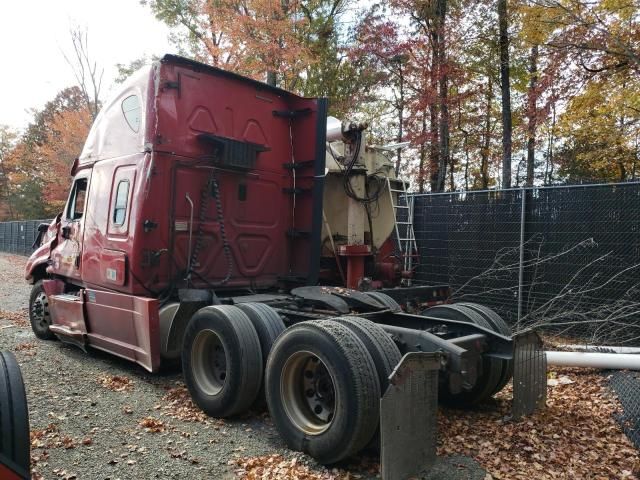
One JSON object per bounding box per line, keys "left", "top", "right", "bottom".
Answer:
{"left": 29, "top": 280, "right": 55, "bottom": 340}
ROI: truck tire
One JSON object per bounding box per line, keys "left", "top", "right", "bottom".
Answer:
{"left": 455, "top": 303, "right": 513, "bottom": 394}
{"left": 328, "top": 316, "right": 401, "bottom": 393}
{"left": 182, "top": 305, "right": 263, "bottom": 418}
{"left": 328, "top": 316, "right": 401, "bottom": 450}
{"left": 422, "top": 304, "right": 502, "bottom": 406}
{"left": 265, "top": 320, "right": 380, "bottom": 464}
{"left": 234, "top": 303, "right": 286, "bottom": 364}
{"left": 456, "top": 302, "right": 512, "bottom": 336}
{"left": 29, "top": 280, "right": 55, "bottom": 340}
{"left": 0, "top": 351, "right": 30, "bottom": 479}
{"left": 365, "top": 291, "right": 402, "bottom": 312}
{"left": 235, "top": 303, "right": 286, "bottom": 404}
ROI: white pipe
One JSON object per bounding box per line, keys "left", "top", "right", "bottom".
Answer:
{"left": 326, "top": 116, "right": 343, "bottom": 142}
{"left": 546, "top": 351, "right": 640, "bottom": 370}
{"left": 557, "top": 344, "right": 640, "bottom": 354}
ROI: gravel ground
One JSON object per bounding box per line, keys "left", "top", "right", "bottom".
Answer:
{"left": 0, "top": 252, "right": 486, "bottom": 480}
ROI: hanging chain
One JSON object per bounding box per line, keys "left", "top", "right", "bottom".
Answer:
{"left": 187, "top": 167, "right": 233, "bottom": 286}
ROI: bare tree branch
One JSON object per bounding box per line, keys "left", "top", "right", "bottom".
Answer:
{"left": 61, "top": 25, "right": 104, "bottom": 120}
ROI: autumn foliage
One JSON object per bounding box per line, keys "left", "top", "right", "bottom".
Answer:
{"left": 1, "top": 0, "right": 639, "bottom": 220}
{"left": 38, "top": 107, "right": 92, "bottom": 212}
{"left": 1, "top": 86, "right": 91, "bottom": 219}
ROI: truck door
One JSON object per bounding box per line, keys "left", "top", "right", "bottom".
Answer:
{"left": 51, "top": 174, "right": 90, "bottom": 281}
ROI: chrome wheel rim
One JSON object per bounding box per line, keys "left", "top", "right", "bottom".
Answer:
{"left": 31, "top": 292, "right": 51, "bottom": 331}
{"left": 281, "top": 351, "right": 336, "bottom": 435}
{"left": 191, "top": 329, "right": 227, "bottom": 396}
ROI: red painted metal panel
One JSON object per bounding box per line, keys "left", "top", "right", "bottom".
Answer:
{"left": 0, "top": 462, "right": 25, "bottom": 480}
{"left": 54, "top": 57, "right": 324, "bottom": 297}
{"left": 49, "top": 172, "right": 92, "bottom": 282}
{"left": 97, "top": 250, "right": 127, "bottom": 287}
{"left": 84, "top": 289, "right": 160, "bottom": 372}
{"left": 48, "top": 292, "right": 87, "bottom": 342}
{"left": 42, "top": 279, "right": 65, "bottom": 296}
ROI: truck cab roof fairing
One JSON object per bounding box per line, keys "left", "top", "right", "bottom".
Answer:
{"left": 159, "top": 54, "right": 306, "bottom": 100}
{"left": 79, "top": 54, "right": 313, "bottom": 166}
{"left": 79, "top": 65, "right": 152, "bottom": 164}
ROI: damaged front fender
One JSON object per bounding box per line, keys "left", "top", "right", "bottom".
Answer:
{"left": 25, "top": 215, "right": 60, "bottom": 283}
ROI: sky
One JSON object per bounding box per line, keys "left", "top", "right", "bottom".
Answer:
{"left": 0, "top": 0, "right": 177, "bottom": 132}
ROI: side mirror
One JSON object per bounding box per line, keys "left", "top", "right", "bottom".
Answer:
{"left": 32, "top": 223, "right": 51, "bottom": 249}
{"left": 61, "top": 226, "right": 71, "bottom": 239}
{"left": 70, "top": 158, "right": 79, "bottom": 177}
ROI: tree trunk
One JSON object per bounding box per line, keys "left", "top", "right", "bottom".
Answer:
{"left": 526, "top": 45, "right": 538, "bottom": 186}
{"left": 395, "top": 66, "right": 405, "bottom": 175}
{"left": 545, "top": 97, "right": 557, "bottom": 184}
{"left": 429, "top": 34, "right": 440, "bottom": 192}
{"left": 498, "top": 0, "right": 512, "bottom": 188}
{"left": 435, "top": 0, "right": 449, "bottom": 192}
{"left": 633, "top": 132, "right": 639, "bottom": 180}
{"left": 480, "top": 75, "right": 493, "bottom": 189}
{"left": 462, "top": 129, "right": 470, "bottom": 191}
{"left": 419, "top": 111, "right": 428, "bottom": 193}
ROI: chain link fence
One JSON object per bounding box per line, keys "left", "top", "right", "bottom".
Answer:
{"left": 0, "top": 220, "right": 51, "bottom": 256}
{"left": 3, "top": 182, "right": 640, "bottom": 347}
{"left": 411, "top": 182, "right": 640, "bottom": 347}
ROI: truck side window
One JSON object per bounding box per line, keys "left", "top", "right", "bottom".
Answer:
{"left": 121, "top": 95, "right": 141, "bottom": 132}
{"left": 113, "top": 180, "right": 130, "bottom": 225}
{"left": 67, "top": 178, "right": 88, "bottom": 221}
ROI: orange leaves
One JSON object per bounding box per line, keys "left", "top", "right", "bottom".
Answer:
{"left": 161, "top": 384, "right": 211, "bottom": 423}
{"left": 38, "top": 107, "right": 92, "bottom": 210}
{"left": 233, "top": 454, "right": 349, "bottom": 480}
{"left": 96, "top": 374, "right": 134, "bottom": 392}
{"left": 175, "top": 0, "right": 311, "bottom": 89}
{"left": 438, "top": 367, "right": 639, "bottom": 480}
{"left": 138, "top": 417, "right": 166, "bottom": 433}
{"left": 14, "top": 342, "right": 37, "bottom": 356}
{"left": 0, "top": 308, "right": 28, "bottom": 327}
{"left": 1, "top": 86, "right": 91, "bottom": 219}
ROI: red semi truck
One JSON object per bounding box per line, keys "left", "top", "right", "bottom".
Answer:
{"left": 25, "top": 55, "right": 545, "bottom": 477}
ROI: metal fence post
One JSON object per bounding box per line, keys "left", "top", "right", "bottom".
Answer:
{"left": 517, "top": 187, "right": 527, "bottom": 330}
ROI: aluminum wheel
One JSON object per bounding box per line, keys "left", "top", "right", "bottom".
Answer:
{"left": 280, "top": 351, "right": 336, "bottom": 435}
{"left": 31, "top": 292, "right": 51, "bottom": 332}
{"left": 191, "top": 329, "right": 227, "bottom": 396}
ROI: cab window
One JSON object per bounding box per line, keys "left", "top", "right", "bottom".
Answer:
{"left": 121, "top": 95, "right": 141, "bottom": 132}
{"left": 112, "top": 180, "right": 130, "bottom": 225}
{"left": 67, "top": 178, "right": 88, "bottom": 221}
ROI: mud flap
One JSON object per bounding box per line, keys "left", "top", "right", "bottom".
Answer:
{"left": 380, "top": 352, "right": 440, "bottom": 480}
{"left": 512, "top": 330, "right": 547, "bottom": 419}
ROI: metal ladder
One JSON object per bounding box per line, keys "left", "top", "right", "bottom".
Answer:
{"left": 387, "top": 177, "right": 418, "bottom": 282}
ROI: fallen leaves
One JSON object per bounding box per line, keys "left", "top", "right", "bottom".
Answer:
{"left": 234, "top": 454, "right": 351, "bottom": 480}
{"left": 30, "top": 424, "right": 89, "bottom": 454}
{"left": 167, "top": 446, "right": 200, "bottom": 464}
{"left": 51, "top": 468, "right": 77, "bottom": 479}
{"left": 96, "top": 374, "right": 134, "bottom": 392}
{"left": 14, "top": 341, "right": 37, "bottom": 356}
{"left": 61, "top": 436, "right": 76, "bottom": 450}
{"left": 161, "top": 384, "right": 211, "bottom": 423}
{"left": 438, "top": 367, "right": 640, "bottom": 480}
{"left": 0, "top": 308, "right": 29, "bottom": 327}
{"left": 30, "top": 423, "right": 60, "bottom": 449}
{"left": 139, "top": 417, "right": 165, "bottom": 433}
